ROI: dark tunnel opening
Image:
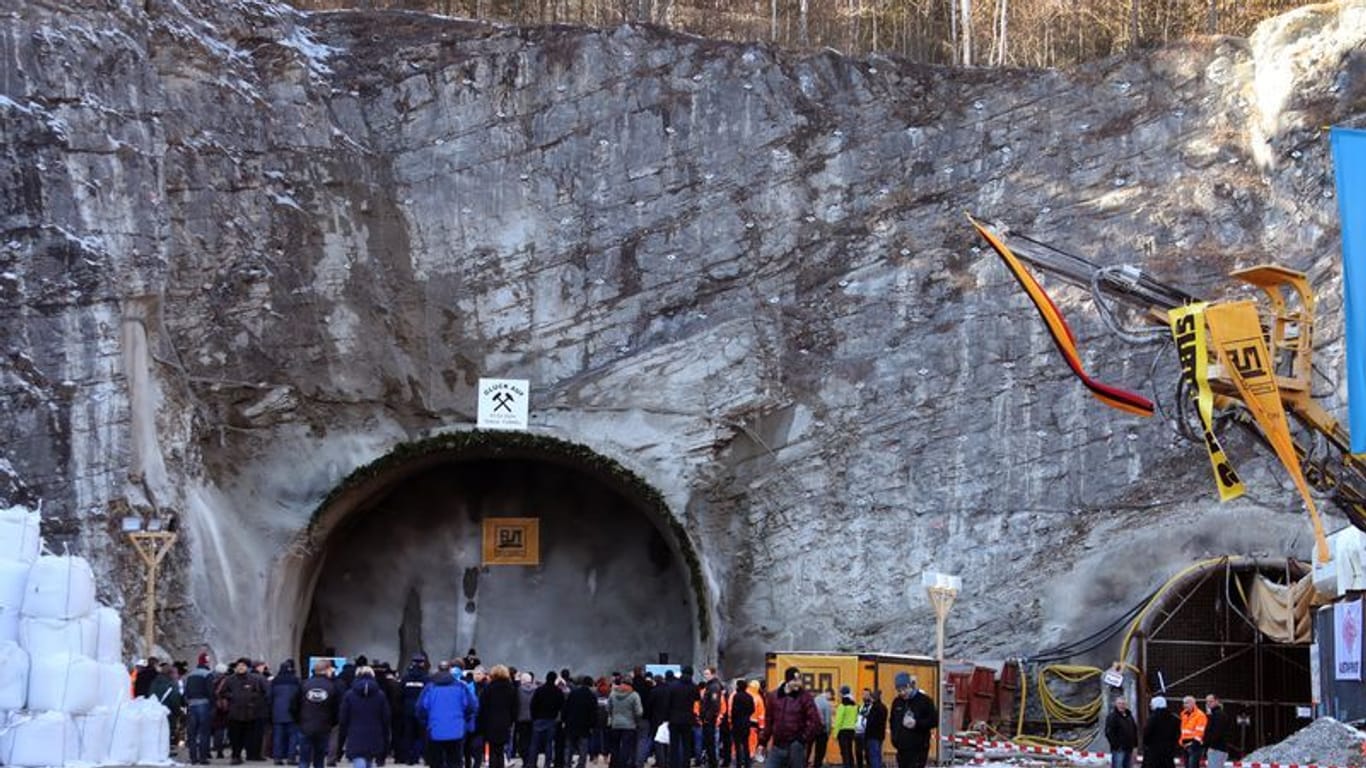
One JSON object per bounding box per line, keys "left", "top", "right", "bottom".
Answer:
{"left": 299, "top": 454, "right": 696, "bottom": 673}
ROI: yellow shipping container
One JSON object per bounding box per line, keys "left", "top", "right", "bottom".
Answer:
{"left": 764, "top": 652, "right": 940, "bottom": 765}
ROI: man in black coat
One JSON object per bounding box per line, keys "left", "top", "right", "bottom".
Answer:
{"left": 222, "top": 659, "right": 270, "bottom": 766}
{"left": 701, "top": 668, "right": 724, "bottom": 768}
{"left": 564, "top": 677, "right": 599, "bottom": 768}
{"left": 1142, "top": 697, "right": 1181, "bottom": 768}
{"left": 398, "top": 658, "right": 429, "bottom": 765}
{"left": 1104, "top": 698, "right": 1138, "bottom": 768}
{"left": 863, "top": 690, "right": 888, "bottom": 768}
{"left": 1203, "top": 695, "right": 1229, "bottom": 768}
{"left": 887, "top": 674, "right": 935, "bottom": 768}
{"left": 376, "top": 665, "right": 404, "bottom": 761}
{"left": 529, "top": 671, "right": 567, "bottom": 768}
{"left": 297, "top": 660, "right": 342, "bottom": 768}
{"left": 134, "top": 657, "right": 160, "bottom": 699}
{"left": 648, "top": 675, "right": 675, "bottom": 768}
{"left": 667, "top": 668, "right": 701, "bottom": 768}
{"left": 729, "top": 681, "right": 755, "bottom": 768}
{"left": 478, "top": 667, "right": 520, "bottom": 768}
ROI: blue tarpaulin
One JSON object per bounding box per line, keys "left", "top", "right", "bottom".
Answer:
{"left": 1332, "top": 127, "right": 1366, "bottom": 455}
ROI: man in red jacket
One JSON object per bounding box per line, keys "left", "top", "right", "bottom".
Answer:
{"left": 761, "top": 668, "right": 823, "bottom": 768}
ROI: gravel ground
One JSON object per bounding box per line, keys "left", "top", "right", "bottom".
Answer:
{"left": 1242, "top": 718, "right": 1366, "bottom": 767}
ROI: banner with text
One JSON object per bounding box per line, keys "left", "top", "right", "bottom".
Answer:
{"left": 477, "top": 378, "right": 530, "bottom": 430}
{"left": 482, "top": 517, "right": 540, "bottom": 566}
{"left": 1168, "top": 303, "right": 1245, "bottom": 501}
{"left": 1206, "top": 301, "right": 1329, "bottom": 561}
{"left": 1336, "top": 599, "right": 1363, "bottom": 681}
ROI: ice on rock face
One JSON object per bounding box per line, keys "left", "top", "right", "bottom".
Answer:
{"left": 278, "top": 25, "right": 340, "bottom": 75}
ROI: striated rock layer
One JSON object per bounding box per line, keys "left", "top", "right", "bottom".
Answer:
{"left": 1, "top": 0, "right": 1365, "bottom": 671}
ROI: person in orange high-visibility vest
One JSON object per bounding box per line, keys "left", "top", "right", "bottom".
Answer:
{"left": 748, "top": 681, "right": 766, "bottom": 763}
{"left": 719, "top": 685, "right": 732, "bottom": 767}
{"left": 1178, "top": 696, "right": 1207, "bottom": 768}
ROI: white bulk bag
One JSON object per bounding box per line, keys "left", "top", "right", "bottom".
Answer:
{"left": 0, "top": 559, "right": 28, "bottom": 611}
{"left": 22, "top": 555, "right": 96, "bottom": 619}
{"left": 76, "top": 705, "right": 116, "bottom": 764}
{"left": 97, "top": 660, "right": 131, "bottom": 709}
{"left": 0, "top": 710, "right": 79, "bottom": 767}
{"left": 107, "top": 700, "right": 141, "bottom": 765}
{"left": 137, "top": 696, "right": 171, "bottom": 765}
{"left": 0, "top": 606, "right": 16, "bottom": 645}
{"left": 0, "top": 641, "right": 28, "bottom": 711}
{"left": 93, "top": 606, "right": 122, "bottom": 663}
{"left": 0, "top": 506, "right": 41, "bottom": 564}
{"left": 27, "top": 651, "right": 99, "bottom": 713}
{"left": 0, "top": 558, "right": 28, "bottom": 644}
{"left": 19, "top": 614, "right": 97, "bottom": 657}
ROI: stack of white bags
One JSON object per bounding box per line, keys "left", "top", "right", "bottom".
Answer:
{"left": 0, "top": 504, "right": 173, "bottom": 766}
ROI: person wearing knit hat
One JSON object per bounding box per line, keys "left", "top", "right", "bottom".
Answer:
{"left": 888, "top": 674, "right": 935, "bottom": 768}
{"left": 833, "top": 687, "right": 859, "bottom": 768}
{"left": 1142, "top": 695, "right": 1181, "bottom": 768}
{"left": 759, "top": 667, "right": 820, "bottom": 768}
{"left": 184, "top": 653, "right": 217, "bottom": 764}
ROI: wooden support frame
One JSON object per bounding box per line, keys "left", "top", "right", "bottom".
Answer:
{"left": 127, "top": 530, "right": 178, "bottom": 655}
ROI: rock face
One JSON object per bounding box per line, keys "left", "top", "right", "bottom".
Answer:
{"left": 1, "top": 0, "right": 1364, "bottom": 672}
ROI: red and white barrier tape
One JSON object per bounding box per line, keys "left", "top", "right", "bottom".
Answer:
{"left": 948, "top": 735, "right": 1344, "bottom": 768}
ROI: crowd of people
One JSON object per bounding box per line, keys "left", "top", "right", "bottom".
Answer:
{"left": 127, "top": 651, "right": 939, "bottom": 768}
{"left": 1104, "top": 693, "right": 1230, "bottom": 768}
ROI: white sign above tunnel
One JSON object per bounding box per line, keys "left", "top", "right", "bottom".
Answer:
{"left": 477, "top": 378, "right": 530, "bottom": 430}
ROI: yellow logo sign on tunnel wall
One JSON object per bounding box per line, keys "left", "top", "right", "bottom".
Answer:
{"left": 482, "top": 517, "right": 541, "bottom": 565}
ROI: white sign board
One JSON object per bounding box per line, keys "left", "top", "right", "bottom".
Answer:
{"left": 1310, "top": 641, "right": 1321, "bottom": 706}
{"left": 477, "top": 378, "right": 530, "bottom": 430}
{"left": 1335, "top": 599, "right": 1363, "bottom": 681}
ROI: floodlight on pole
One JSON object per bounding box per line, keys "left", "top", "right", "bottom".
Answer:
{"left": 124, "top": 514, "right": 178, "bottom": 655}
{"left": 922, "top": 571, "right": 961, "bottom": 765}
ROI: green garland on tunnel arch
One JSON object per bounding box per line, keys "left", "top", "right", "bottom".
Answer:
{"left": 306, "top": 429, "right": 712, "bottom": 644}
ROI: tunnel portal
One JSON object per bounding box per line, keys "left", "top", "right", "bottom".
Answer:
{"left": 293, "top": 434, "right": 700, "bottom": 674}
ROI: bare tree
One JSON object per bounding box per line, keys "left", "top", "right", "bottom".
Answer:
{"left": 289, "top": 0, "right": 1319, "bottom": 69}
{"left": 960, "top": 0, "right": 972, "bottom": 64}
{"left": 1130, "top": 0, "right": 1140, "bottom": 48}
{"left": 995, "top": 0, "right": 1008, "bottom": 65}
{"left": 948, "top": 0, "right": 958, "bottom": 63}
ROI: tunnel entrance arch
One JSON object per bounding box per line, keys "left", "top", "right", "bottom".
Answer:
{"left": 272, "top": 431, "right": 711, "bottom": 672}
{"left": 1124, "top": 557, "right": 1310, "bottom": 756}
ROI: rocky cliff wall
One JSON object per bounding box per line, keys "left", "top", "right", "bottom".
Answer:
{"left": 1, "top": 0, "right": 1364, "bottom": 670}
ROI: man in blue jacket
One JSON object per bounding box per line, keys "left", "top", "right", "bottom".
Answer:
{"left": 418, "top": 661, "right": 479, "bottom": 768}
{"left": 270, "top": 660, "right": 303, "bottom": 765}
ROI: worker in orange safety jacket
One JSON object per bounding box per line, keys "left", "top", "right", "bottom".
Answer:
{"left": 1179, "top": 696, "right": 1207, "bottom": 768}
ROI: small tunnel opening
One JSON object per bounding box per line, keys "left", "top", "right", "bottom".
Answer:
{"left": 1133, "top": 559, "right": 1310, "bottom": 755}
{"left": 299, "top": 453, "right": 696, "bottom": 673}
